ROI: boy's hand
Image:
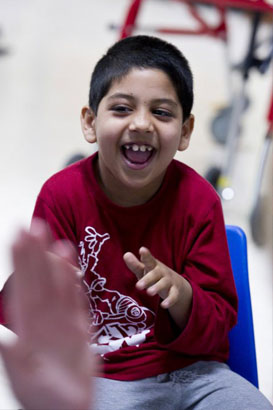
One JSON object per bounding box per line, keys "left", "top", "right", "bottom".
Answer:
{"left": 124, "top": 247, "right": 184, "bottom": 309}
{"left": 124, "top": 247, "right": 193, "bottom": 329}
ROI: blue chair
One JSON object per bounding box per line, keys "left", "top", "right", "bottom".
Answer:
{"left": 226, "top": 225, "right": 259, "bottom": 388}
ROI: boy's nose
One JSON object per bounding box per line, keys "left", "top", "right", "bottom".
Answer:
{"left": 129, "top": 111, "right": 154, "bottom": 133}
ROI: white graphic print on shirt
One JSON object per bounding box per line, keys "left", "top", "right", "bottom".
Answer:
{"left": 78, "top": 226, "right": 155, "bottom": 355}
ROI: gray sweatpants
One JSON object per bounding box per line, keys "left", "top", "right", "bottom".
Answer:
{"left": 92, "top": 361, "right": 272, "bottom": 410}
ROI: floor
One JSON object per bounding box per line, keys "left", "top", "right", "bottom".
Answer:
{"left": 0, "top": 0, "right": 272, "bottom": 408}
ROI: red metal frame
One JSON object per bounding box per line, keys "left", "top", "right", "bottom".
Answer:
{"left": 120, "top": 0, "right": 228, "bottom": 39}
{"left": 120, "top": 0, "right": 142, "bottom": 38}
{"left": 119, "top": 0, "right": 272, "bottom": 40}
{"left": 191, "top": 0, "right": 273, "bottom": 12}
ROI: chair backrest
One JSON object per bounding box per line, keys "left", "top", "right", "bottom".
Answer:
{"left": 226, "top": 225, "right": 259, "bottom": 387}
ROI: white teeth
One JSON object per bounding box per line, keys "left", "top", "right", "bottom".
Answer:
{"left": 124, "top": 144, "right": 153, "bottom": 152}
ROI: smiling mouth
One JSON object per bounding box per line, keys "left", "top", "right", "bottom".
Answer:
{"left": 122, "top": 143, "right": 155, "bottom": 165}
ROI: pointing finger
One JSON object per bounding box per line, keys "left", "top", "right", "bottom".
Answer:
{"left": 123, "top": 252, "right": 145, "bottom": 280}
{"left": 139, "top": 247, "right": 157, "bottom": 273}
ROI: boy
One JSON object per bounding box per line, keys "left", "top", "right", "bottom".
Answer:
{"left": 0, "top": 35, "right": 272, "bottom": 409}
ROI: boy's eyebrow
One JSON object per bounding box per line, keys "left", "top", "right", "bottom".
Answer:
{"left": 108, "top": 93, "right": 135, "bottom": 101}
{"left": 108, "top": 93, "right": 178, "bottom": 108}
{"left": 151, "top": 98, "right": 178, "bottom": 108}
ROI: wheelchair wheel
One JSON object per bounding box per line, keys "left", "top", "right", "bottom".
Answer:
{"left": 211, "top": 96, "right": 249, "bottom": 145}
{"left": 249, "top": 197, "right": 267, "bottom": 247}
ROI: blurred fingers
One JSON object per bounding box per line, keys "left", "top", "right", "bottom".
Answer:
{"left": 10, "top": 228, "right": 52, "bottom": 336}
{"left": 50, "top": 239, "right": 79, "bottom": 269}
{"left": 29, "top": 218, "right": 53, "bottom": 248}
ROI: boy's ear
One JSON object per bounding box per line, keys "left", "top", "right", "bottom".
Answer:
{"left": 178, "top": 114, "right": 194, "bottom": 151}
{"left": 80, "top": 106, "right": 97, "bottom": 143}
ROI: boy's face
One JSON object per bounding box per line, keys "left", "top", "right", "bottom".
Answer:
{"left": 81, "top": 68, "right": 194, "bottom": 206}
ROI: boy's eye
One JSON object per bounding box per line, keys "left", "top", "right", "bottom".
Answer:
{"left": 153, "top": 109, "right": 173, "bottom": 118}
{"left": 111, "top": 105, "right": 132, "bottom": 114}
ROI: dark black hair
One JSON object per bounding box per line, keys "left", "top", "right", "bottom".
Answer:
{"left": 89, "top": 35, "right": 194, "bottom": 121}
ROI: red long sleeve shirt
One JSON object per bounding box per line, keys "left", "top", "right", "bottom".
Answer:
{"left": 0, "top": 153, "right": 237, "bottom": 380}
